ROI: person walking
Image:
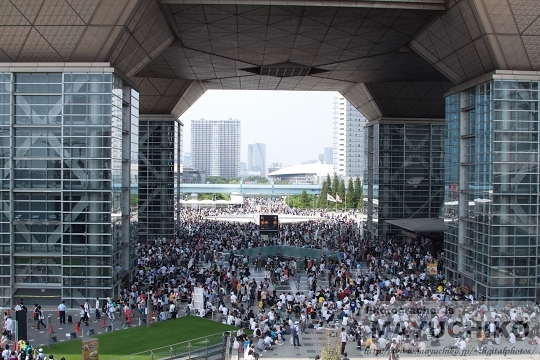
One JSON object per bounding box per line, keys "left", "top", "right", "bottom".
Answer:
{"left": 294, "top": 272, "right": 301, "bottom": 289}
{"left": 95, "top": 298, "right": 100, "bottom": 320}
{"left": 78, "top": 305, "right": 88, "bottom": 327}
{"left": 292, "top": 321, "right": 301, "bottom": 347}
{"left": 340, "top": 327, "right": 347, "bottom": 355}
{"left": 36, "top": 306, "right": 46, "bottom": 330}
{"left": 83, "top": 300, "right": 91, "bottom": 324}
{"left": 32, "top": 305, "right": 39, "bottom": 329}
{"left": 4, "top": 316, "right": 13, "bottom": 340}
{"left": 57, "top": 301, "right": 66, "bottom": 325}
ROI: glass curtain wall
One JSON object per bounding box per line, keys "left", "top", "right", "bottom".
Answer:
{"left": 367, "top": 121, "right": 444, "bottom": 240}
{"left": 0, "top": 73, "right": 10, "bottom": 307}
{"left": 138, "top": 115, "right": 179, "bottom": 242}
{"left": 0, "top": 69, "right": 139, "bottom": 307}
{"left": 444, "top": 78, "right": 540, "bottom": 303}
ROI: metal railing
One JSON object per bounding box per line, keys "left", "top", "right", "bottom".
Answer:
{"left": 111, "top": 332, "right": 233, "bottom": 360}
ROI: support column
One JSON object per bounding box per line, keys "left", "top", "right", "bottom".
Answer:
{"left": 365, "top": 118, "right": 445, "bottom": 241}
{"left": 138, "top": 114, "right": 182, "bottom": 242}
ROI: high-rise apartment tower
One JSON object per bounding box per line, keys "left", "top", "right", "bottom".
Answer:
{"left": 191, "top": 119, "right": 240, "bottom": 178}
{"left": 332, "top": 96, "right": 368, "bottom": 180}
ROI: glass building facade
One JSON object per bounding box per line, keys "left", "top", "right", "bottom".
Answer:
{"left": 444, "top": 72, "right": 540, "bottom": 303}
{"left": 0, "top": 64, "right": 138, "bottom": 307}
{"left": 366, "top": 120, "right": 445, "bottom": 240}
{"left": 138, "top": 115, "right": 181, "bottom": 242}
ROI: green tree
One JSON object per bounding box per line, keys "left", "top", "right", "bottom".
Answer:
{"left": 346, "top": 178, "right": 355, "bottom": 209}
{"left": 205, "top": 176, "right": 229, "bottom": 184}
{"left": 354, "top": 176, "right": 363, "bottom": 209}
{"left": 298, "top": 190, "right": 311, "bottom": 208}
{"left": 337, "top": 178, "right": 346, "bottom": 209}
{"left": 317, "top": 177, "right": 329, "bottom": 208}
{"left": 286, "top": 192, "right": 315, "bottom": 209}
{"left": 198, "top": 193, "right": 230, "bottom": 200}
{"left": 332, "top": 174, "right": 340, "bottom": 198}
{"left": 285, "top": 195, "right": 296, "bottom": 207}
{"left": 326, "top": 174, "right": 333, "bottom": 196}
{"left": 245, "top": 176, "right": 269, "bottom": 184}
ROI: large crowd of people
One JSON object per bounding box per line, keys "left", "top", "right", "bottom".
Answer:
{"left": 2, "top": 197, "right": 539, "bottom": 359}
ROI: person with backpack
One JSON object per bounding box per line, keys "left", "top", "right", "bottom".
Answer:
{"left": 24, "top": 342, "right": 33, "bottom": 359}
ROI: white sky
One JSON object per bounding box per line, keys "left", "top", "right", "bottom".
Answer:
{"left": 179, "top": 90, "right": 339, "bottom": 167}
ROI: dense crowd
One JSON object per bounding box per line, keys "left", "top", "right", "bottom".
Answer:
{"left": 3, "top": 197, "right": 539, "bottom": 359}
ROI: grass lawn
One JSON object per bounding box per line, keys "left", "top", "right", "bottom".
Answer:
{"left": 47, "top": 316, "right": 238, "bottom": 360}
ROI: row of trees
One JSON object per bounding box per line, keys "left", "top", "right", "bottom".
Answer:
{"left": 285, "top": 174, "right": 363, "bottom": 210}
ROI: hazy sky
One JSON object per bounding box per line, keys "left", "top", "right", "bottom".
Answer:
{"left": 179, "top": 90, "right": 339, "bottom": 167}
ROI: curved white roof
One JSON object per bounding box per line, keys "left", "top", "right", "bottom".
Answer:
{"left": 268, "top": 161, "right": 334, "bottom": 177}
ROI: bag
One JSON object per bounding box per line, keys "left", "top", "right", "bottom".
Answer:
{"left": 233, "top": 340, "right": 239, "bottom": 350}
{"left": 67, "top": 315, "right": 73, "bottom": 323}
{"left": 290, "top": 336, "right": 293, "bottom": 345}
{"left": 258, "top": 301, "right": 263, "bottom": 309}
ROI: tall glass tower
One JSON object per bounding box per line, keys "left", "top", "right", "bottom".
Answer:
{"left": 0, "top": 64, "right": 138, "bottom": 308}
{"left": 444, "top": 71, "right": 540, "bottom": 303}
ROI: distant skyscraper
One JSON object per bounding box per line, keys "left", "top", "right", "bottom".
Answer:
{"left": 239, "top": 162, "right": 247, "bottom": 177}
{"left": 183, "top": 152, "right": 192, "bottom": 168}
{"left": 333, "top": 96, "right": 368, "bottom": 179}
{"left": 191, "top": 119, "right": 240, "bottom": 178}
{"left": 247, "top": 143, "right": 267, "bottom": 176}
{"left": 324, "top": 147, "right": 333, "bottom": 164}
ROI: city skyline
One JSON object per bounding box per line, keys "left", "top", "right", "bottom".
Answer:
{"left": 179, "top": 90, "right": 337, "bottom": 167}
